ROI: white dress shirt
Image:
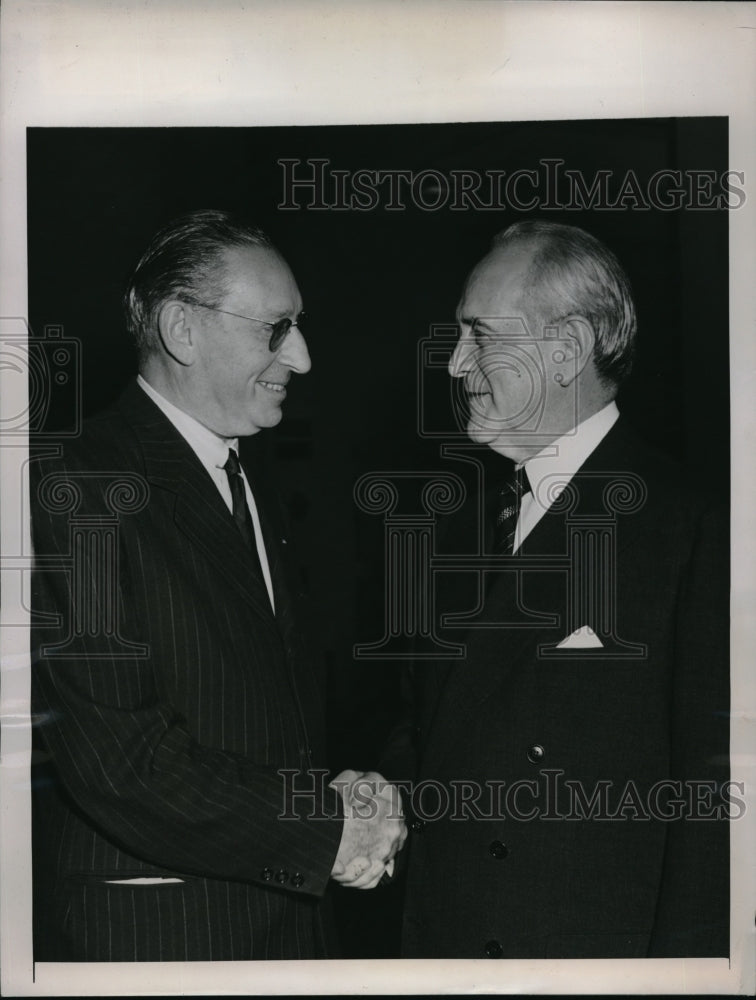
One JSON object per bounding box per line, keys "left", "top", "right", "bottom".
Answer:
{"left": 514, "top": 401, "right": 620, "bottom": 552}
{"left": 137, "top": 375, "right": 275, "bottom": 610}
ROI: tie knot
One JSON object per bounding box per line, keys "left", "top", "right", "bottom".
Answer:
{"left": 224, "top": 448, "right": 242, "bottom": 477}
{"left": 499, "top": 464, "right": 528, "bottom": 500}
{"left": 494, "top": 464, "right": 529, "bottom": 532}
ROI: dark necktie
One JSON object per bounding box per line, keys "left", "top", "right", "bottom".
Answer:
{"left": 223, "top": 448, "right": 266, "bottom": 583}
{"left": 492, "top": 465, "right": 529, "bottom": 555}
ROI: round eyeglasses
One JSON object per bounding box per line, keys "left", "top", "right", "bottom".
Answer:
{"left": 190, "top": 302, "right": 304, "bottom": 353}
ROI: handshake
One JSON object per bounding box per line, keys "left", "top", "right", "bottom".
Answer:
{"left": 329, "top": 769, "right": 408, "bottom": 890}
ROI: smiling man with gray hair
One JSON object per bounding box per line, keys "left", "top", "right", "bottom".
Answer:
{"left": 30, "top": 209, "right": 406, "bottom": 962}
{"left": 386, "top": 220, "right": 729, "bottom": 959}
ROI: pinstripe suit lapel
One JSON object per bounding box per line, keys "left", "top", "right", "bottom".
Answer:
{"left": 235, "top": 447, "right": 294, "bottom": 627}
{"left": 171, "top": 477, "right": 277, "bottom": 623}
{"left": 117, "top": 382, "right": 278, "bottom": 623}
{"left": 254, "top": 497, "right": 294, "bottom": 626}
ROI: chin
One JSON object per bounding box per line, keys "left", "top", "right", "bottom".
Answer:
{"left": 231, "top": 411, "right": 280, "bottom": 437}
{"left": 486, "top": 436, "right": 520, "bottom": 460}
{"left": 466, "top": 414, "right": 499, "bottom": 446}
{"left": 253, "top": 406, "right": 284, "bottom": 431}
{"left": 466, "top": 417, "right": 521, "bottom": 458}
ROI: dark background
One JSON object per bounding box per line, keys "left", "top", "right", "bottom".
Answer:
{"left": 27, "top": 119, "right": 729, "bottom": 957}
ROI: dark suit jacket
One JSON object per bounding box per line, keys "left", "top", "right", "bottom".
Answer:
{"left": 385, "top": 418, "right": 729, "bottom": 959}
{"left": 30, "top": 381, "right": 343, "bottom": 961}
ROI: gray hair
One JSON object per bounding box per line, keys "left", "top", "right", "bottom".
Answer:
{"left": 491, "top": 220, "right": 637, "bottom": 387}
{"left": 124, "top": 209, "right": 273, "bottom": 361}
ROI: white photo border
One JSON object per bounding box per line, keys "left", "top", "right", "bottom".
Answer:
{"left": 1, "top": 1, "right": 753, "bottom": 995}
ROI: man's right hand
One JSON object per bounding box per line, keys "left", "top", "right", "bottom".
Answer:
{"left": 329, "top": 769, "right": 407, "bottom": 890}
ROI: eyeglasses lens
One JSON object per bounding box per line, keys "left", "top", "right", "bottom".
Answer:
{"left": 270, "top": 314, "right": 305, "bottom": 352}
{"left": 269, "top": 319, "right": 291, "bottom": 352}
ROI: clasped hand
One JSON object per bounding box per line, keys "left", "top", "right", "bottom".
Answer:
{"left": 330, "top": 769, "right": 407, "bottom": 889}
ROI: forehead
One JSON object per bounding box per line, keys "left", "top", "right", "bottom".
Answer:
{"left": 218, "top": 244, "right": 301, "bottom": 311}
{"left": 458, "top": 242, "right": 535, "bottom": 319}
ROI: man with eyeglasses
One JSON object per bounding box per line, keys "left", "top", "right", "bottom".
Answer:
{"left": 30, "top": 209, "right": 406, "bottom": 962}
{"left": 384, "top": 220, "right": 729, "bottom": 959}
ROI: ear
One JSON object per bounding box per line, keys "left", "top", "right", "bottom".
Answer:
{"left": 157, "top": 300, "right": 196, "bottom": 367}
{"left": 552, "top": 315, "right": 595, "bottom": 387}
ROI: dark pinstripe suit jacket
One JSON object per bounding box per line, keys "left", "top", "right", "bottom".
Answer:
{"left": 30, "top": 381, "right": 343, "bottom": 961}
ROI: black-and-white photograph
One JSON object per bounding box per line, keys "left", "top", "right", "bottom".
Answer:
{"left": 1, "top": 3, "right": 753, "bottom": 997}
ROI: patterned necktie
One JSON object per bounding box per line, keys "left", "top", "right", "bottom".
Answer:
{"left": 223, "top": 448, "right": 265, "bottom": 581}
{"left": 492, "top": 465, "right": 529, "bottom": 555}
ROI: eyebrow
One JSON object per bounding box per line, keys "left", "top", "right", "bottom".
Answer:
{"left": 266, "top": 308, "right": 305, "bottom": 323}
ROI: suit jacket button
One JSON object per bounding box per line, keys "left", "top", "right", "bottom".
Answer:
{"left": 410, "top": 819, "right": 426, "bottom": 833}
{"left": 261, "top": 867, "right": 273, "bottom": 881}
{"left": 485, "top": 939, "right": 503, "bottom": 958}
{"left": 275, "top": 869, "right": 289, "bottom": 884}
{"left": 488, "top": 840, "right": 508, "bottom": 859}
{"left": 527, "top": 744, "right": 545, "bottom": 764}
{"left": 291, "top": 873, "right": 305, "bottom": 888}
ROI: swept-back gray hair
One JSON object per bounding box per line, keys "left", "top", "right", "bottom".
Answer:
{"left": 124, "top": 209, "right": 274, "bottom": 361}
{"left": 491, "top": 220, "right": 637, "bottom": 387}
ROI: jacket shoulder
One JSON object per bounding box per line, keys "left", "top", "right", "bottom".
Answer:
{"left": 592, "top": 418, "right": 725, "bottom": 522}
{"left": 32, "top": 393, "right": 146, "bottom": 478}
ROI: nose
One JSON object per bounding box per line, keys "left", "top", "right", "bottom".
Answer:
{"left": 448, "top": 332, "right": 475, "bottom": 379}
{"left": 278, "top": 326, "right": 312, "bottom": 374}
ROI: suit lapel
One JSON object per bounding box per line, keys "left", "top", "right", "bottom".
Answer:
{"left": 237, "top": 446, "right": 297, "bottom": 632}
{"left": 115, "top": 382, "right": 278, "bottom": 624}
{"left": 172, "top": 483, "right": 278, "bottom": 624}
{"left": 421, "top": 545, "right": 553, "bottom": 771}
{"left": 421, "top": 418, "right": 645, "bottom": 771}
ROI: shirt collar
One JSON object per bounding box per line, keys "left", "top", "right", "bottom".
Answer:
{"left": 137, "top": 374, "right": 239, "bottom": 471}
{"left": 521, "top": 401, "right": 619, "bottom": 502}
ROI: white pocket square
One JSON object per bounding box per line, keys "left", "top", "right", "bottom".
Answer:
{"left": 555, "top": 625, "right": 604, "bottom": 649}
